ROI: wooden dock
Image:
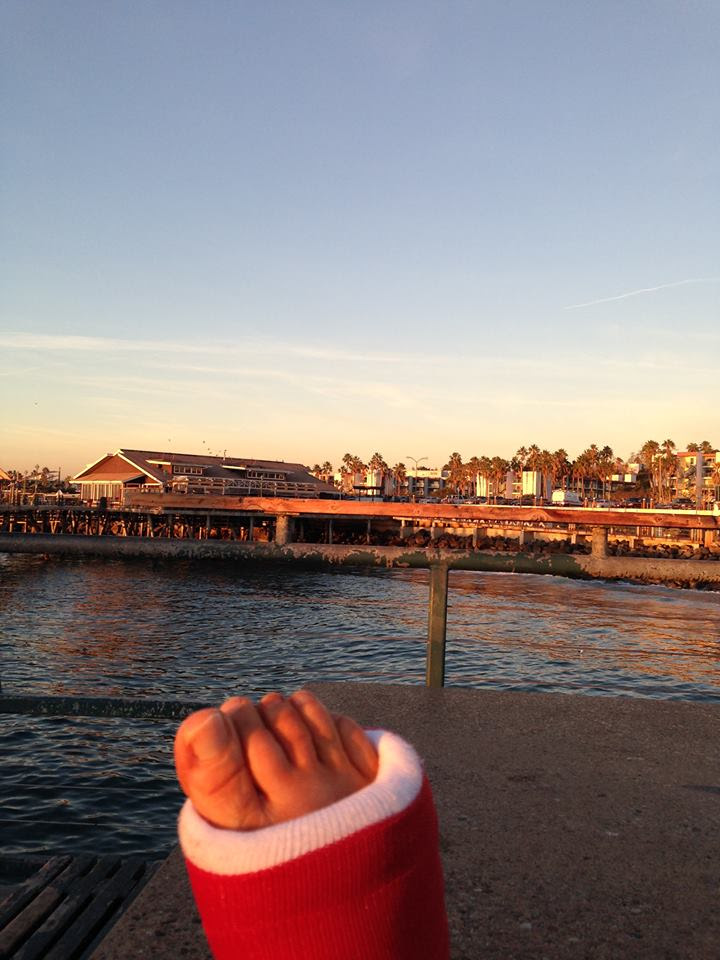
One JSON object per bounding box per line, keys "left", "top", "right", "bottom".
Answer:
{"left": 0, "top": 854, "right": 158, "bottom": 960}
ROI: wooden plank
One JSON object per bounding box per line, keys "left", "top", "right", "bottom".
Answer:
{"left": 122, "top": 493, "right": 720, "bottom": 530}
{"left": 43, "top": 859, "right": 151, "bottom": 960}
{"left": 0, "top": 858, "right": 71, "bottom": 929}
{"left": 5, "top": 499, "right": 719, "bottom": 531}
{"left": 0, "top": 856, "right": 95, "bottom": 958}
{"left": 0, "top": 856, "right": 157, "bottom": 960}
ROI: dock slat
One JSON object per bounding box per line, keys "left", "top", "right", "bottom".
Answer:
{"left": 44, "top": 860, "right": 151, "bottom": 960}
{"left": 0, "top": 856, "right": 157, "bottom": 960}
{"left": 11, "top": 858, "right": 119, "bottom": 960}
{"left": 0, "top": 857, "right": 95, "bottom": 958}
{"left": 0, "top": 858, "right": 71, "bottom": 930}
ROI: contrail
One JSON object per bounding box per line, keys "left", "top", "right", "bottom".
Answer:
{"left": 564, "top": 277, "right": 720, "bottom": 310}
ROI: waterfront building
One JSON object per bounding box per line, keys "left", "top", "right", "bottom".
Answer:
{"left": 476, "top": 471, "right": 515, "bottom": 501}
{"left": 521, "top": 470, "right": 552, "bottom": 501}
{"left": 406, "top": 466, "right": 447, "bottom": 500}
{"left": 73, "top": 449, "right": 335, "bottom": 506}
{"left": 671, "top": 450, "right": 720, "bottom": 506}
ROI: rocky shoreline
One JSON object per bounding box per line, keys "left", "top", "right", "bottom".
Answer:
{"left": 318, "top": 527, "right": 720, "bottom": 562}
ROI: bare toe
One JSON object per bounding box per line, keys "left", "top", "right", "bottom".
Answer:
{"left": 175, "top": 707, "right": 261, "bottom": 829}
{"left": 259, "top": 693, "right": 318, "bottom": 769}
{"left": 221, "top": 695, "right": 289, "bottom": 790}
{"left": 289, "top": 690, "right": 347, "bottom": 768}
{"left": 336, "top": 714, "right": 379, "bottom": 782}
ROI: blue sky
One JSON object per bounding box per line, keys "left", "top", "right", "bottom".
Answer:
{"left": 2, "top": 1, "right": 719, "bottom": 473}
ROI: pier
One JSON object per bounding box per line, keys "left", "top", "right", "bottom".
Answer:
{"left": 3, "top": 496, "right": 719, "bottom": 691}
{"left": 2, "top": 494, "right": 720, "bottom": 544}
{"left": 3, "top": 684, "right": 716, "bottom": 959}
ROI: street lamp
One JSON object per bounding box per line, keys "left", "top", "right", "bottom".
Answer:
{"left": 406, "top": 455, "right": 428, "bottom": 502}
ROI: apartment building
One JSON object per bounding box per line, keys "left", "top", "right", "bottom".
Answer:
{"left": 671, "top": 450, "right": 720, "bottom": 505}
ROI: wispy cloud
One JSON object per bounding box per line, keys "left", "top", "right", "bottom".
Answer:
{"left": 563, "top": 277, "right": 720, "bottom": 310}
{"left": 0, "top": 332, "right": 433, "bottom": 367}
{"left": 0, "top": 330, "right": 607, "bottom": 381}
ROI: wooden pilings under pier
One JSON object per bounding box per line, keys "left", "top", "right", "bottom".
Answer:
{"left": 1, "top": 496, "right": 719, "bottom": 547}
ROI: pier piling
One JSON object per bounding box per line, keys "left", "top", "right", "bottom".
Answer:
{"left": 426, "top": 562, "right": 449, "bottom": 687}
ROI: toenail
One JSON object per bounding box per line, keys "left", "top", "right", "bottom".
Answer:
{"left": 290, "top": 690, "right": 312, "bottom": 705}
{"left": 188, "top": 711, "right": 229, "bottom": 760}
{"left": 261, "top": 692, "right": 284, "bottom": 705}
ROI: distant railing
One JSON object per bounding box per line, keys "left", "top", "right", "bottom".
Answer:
{"left": 0, "top": 694, "right": 208, "bottom": 720}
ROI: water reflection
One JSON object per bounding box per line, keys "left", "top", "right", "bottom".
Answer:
{"left": 442, "top": 571, "right": 720, "bottom": 696}
{"left": 1, "top": 555, "right": 719, "bottom": 701}
{"left": 2, "top": 555, "right": 719, "bottom": 857}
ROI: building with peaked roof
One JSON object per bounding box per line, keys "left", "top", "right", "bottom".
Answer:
{"left": 72, "top": 449, "right": 336, "bottom": 505}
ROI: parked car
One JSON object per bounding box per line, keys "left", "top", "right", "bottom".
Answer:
{"left": 551, "top": 489, "right": 582, "bottom": 506}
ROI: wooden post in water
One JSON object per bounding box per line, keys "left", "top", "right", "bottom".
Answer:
{"left": 426, "top": 562, "right": 449, "bottom": 688}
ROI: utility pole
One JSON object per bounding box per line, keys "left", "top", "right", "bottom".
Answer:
{"left": 407, "top": 455, "right": 428, "bottom": 502}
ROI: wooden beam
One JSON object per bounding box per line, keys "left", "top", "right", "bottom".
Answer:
{"left": 121, "top": 493, "right": 720, "bottom": 530}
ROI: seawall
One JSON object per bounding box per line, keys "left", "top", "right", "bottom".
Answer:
{"left": 2, "top": 533, "right": 720, "bottom": 587}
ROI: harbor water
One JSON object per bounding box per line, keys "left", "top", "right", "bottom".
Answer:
{"left": 1, "top": 554, "right": 719, "bottom": 858}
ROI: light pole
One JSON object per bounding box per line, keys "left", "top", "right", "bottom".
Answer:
{"left": 406, "top": 455, "right": 428, "bottom": 502}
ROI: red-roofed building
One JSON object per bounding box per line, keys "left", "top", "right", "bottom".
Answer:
{"left": 73, "top": 449, "right": 336, "bottom": 505}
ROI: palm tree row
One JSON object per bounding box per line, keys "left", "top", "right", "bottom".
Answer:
{"left": 311, "top": 439, "right": 717, "bottom": 502}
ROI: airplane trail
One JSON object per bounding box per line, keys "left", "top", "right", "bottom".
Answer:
{"left": 564, "top": 277, "right": 720, "bottom": 310}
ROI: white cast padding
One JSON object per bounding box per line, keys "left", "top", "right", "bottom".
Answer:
{"left": 178, "top": 729, "right": 423, "bottom": 876}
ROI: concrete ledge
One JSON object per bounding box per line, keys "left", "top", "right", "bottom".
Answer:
{"left": 93, "top": 683, "right": 720, "bottom": 959}
{"left": 2, "top": 534, "right": 720, "bottom": 586}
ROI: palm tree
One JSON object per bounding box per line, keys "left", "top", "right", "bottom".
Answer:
{"left": 340, "top": 453, "right": 365, "bottom": 494}
{"left": 597, "top": 446, "right": 615, "bottom": 500}
{"left": 572, "top": 445, "right": 601, "bottom": 499}
{"left": 660, "top": 439, "right": 677, "bottom": 501}
{"left": 477, "top": 456, "right": 493, "bottom": 500}
{"left": 392, "top": 462, "right": 407, "bottom": 497}
{"left": 367, "top": 453, "right": 389, "bottom": 498}
{"left": 536, "top": 449, "right": 554, "bottom": 501}
{"left": 490, "top": 457, "right": 509, "bottom": 502}
{"left": 572, "top": 451, "right": 590, "bottom": 498}
{"left": 526, "top": 444, "right": 541, "bottom": 472}
{"left": 712, "top": 459, "right": 720, "bottom": 504}
{"left": 466, "top": 456, "right": 482, "bottom": 498}
{"left": 551, "top": 449, "right": 571, "bottom": 491}
{"left": 444, "top": 452, "right": 467, "bottom": 498}
{"left": 637, "top": 440, "right": 661, "bottom": 501}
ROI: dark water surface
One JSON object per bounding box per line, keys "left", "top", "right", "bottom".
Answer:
{"left": 1, "top": 554, "right": 719, "bottom": 858}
